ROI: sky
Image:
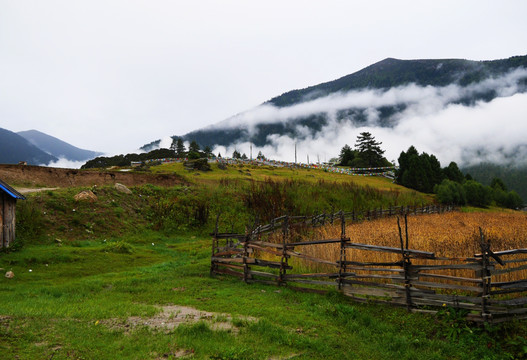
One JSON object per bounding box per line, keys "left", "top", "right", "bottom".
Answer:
{"left": 1, "top": 0, "right": 526, "bottom": 158}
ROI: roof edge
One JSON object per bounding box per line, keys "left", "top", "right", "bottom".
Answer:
{"left": 0, "top": 178, "right": 26, "bottom": 200}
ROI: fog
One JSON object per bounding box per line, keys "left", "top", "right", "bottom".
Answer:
{"left": 211, "top": 69, "right": 527, "bottom": 167}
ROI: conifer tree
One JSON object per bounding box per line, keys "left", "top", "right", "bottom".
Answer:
{"left": 175, "top": 139, "right": 186, "bottom": 158}
{"left": 354, "top": 132, "right": 386, "bottom": 167}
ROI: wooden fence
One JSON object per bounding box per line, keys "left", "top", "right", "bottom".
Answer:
{"left": 211, "top": 209, "right": 527, "bottom": 323}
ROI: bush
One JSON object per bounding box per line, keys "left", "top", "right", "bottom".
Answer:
{"left": 434, "top": 180, "right": 466, "bottom": 205}
{"left": 504, "top": 191, "right": 523, "bottom": 209}
{"left": 463, "top": 180, "right": 492, "bottom": 207}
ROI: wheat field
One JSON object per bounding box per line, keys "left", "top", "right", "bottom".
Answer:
{"left": 279, "top": 211, "right": 527, "bottom": 283}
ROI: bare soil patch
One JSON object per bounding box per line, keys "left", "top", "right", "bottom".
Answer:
{"left": 0, "top": 164, "right": 186, "bottom": 188}
{"left": 16, "top": 187, "right": 59, "bottom": 194}
{"left": 104, "top": 305, "right": 256, "bottom": 333}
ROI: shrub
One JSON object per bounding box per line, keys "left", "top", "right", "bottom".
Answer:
{"left": 463, "top": 180, "right": 492, "bottom": 207}
{"left": 434, "top": 179, "right": 466, "bottom": 205}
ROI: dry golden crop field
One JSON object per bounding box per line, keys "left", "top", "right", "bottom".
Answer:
{"left": 286, "top": 211, "right": 527, "bottom": 283}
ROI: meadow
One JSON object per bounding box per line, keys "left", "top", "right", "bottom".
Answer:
{"left": 2, "top": 163, "right": 527, "bottom": 359}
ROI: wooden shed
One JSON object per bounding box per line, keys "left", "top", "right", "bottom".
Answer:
{"left": 0, "top": 179, "right": 25, "bottom": 249}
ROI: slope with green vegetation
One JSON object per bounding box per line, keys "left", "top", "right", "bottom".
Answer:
{"left": 2, "top": 163, "right": 527, "bottom": 359}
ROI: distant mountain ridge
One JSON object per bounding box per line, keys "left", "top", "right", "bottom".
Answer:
{"left": 0, "top": 128, "right": 101, "bottom": 165}
{"left": 142, "top": 55, "right": 527, "bottom": 151}
{"left": 267, "top": 56, "right": 527, "bottom": 107}
{"left": 0, "top": 128, "right": 58, "bottom": 165}
{"left": 18, "top": 130, "right": 102, "bottom": 162}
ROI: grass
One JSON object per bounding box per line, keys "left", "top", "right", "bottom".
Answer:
{"left": 2, "top": 164, "right": 526, "bottom": 358}
{"left": 151, "top": 161, "right": 427, "bottom": 193}
{"left": 2, "top": 230, "right": 527, "bottom": 359}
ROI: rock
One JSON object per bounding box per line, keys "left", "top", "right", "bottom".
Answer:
{"left": 5, "top": 271, "right": 14, "bottom": 279}
{"left": 114, "top": 183, "right": 132, "bottom": 194}
{"left": 74, "top": 190, "right": 97, "bottom": 202}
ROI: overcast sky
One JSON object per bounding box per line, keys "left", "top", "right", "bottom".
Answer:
{"left": 1, "top": 0, "right": 526, "bottom": 156}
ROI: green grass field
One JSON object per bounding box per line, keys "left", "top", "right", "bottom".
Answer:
{"left": 3, "top": 233, "right": 526, "bottom": 359}
{"left": 1, "top": 163, "right": 526, "bottom": 359}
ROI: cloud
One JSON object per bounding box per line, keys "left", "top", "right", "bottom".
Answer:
{"left": 45, "top": 158, "right": 87, "bottom": 169}
{"left": 211, "top": 69, "right": 527, "bottom": 167}
{"left": 158, "top": 136, "right": 173, "bottom": 150}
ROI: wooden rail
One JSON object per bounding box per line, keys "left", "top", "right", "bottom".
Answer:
{"left": 211, "top": 211, "right": 527, "bottom": 324}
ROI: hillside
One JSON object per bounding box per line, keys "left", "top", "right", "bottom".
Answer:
{"left": 267, "top": 56, "right": 527, "bottom": 107}
{"left": 0, "top": 127, "right": 57, "bottom": 165}
{"left": 2, "top": 162, "right": 526, "bottom": 359}
{"left": 18, "top": 129, "right": 102, "bottom": 161}
{"left": 141, "top": 55, "right": 527, "bottom": 151}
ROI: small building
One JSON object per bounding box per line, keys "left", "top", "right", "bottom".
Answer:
{"left": 0, "top": 179, "right": 26, "bottom": 249}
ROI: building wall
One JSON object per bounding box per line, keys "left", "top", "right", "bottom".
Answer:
{"left": 0, "top": 192, "right": 16, "bottom": 248}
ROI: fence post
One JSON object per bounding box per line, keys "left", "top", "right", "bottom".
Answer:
{"left": 279, "top": 215, "right": 290, "bottom": 285}
{"left": 398, "top": 216, "right": 413, "bottom": 311}
{"left": 479, "top": 228, "right": 491, "bottom": 322}
{"left": 210, "top": 213, "right": 220, "bottom": 276}
{"left": 243, "top": 232, "right": 250, "bottom": 283}
{"left": 338, "top": 211, "right": 347, "bottom": 290}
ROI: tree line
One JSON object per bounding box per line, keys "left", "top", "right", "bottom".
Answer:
{"left": 335, "top": 133, "right": 523, "bottom": 209}
{"left": 396, "top": 146, "right": 522, "bottom": 209}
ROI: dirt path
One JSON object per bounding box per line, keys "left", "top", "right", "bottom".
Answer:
{"left": 16, "top": 187, "right": 59, "bottom": 194}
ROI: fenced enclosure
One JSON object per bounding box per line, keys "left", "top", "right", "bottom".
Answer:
{"left": 211, "top": 207, "right": 527, "bottom": 323}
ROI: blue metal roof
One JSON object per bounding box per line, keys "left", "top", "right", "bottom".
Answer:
{"left": 0, "top": 179, "right": 26, "bottom": 200}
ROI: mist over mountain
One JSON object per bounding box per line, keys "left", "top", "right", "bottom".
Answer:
{"left": 18, "top": 130, "right": 102, "bottom": 162}
{"left": 0, "top": 128, "right": 58, "bottom": 165}
{"left": 144, "top": 55, "right": 527, "bottom": 169}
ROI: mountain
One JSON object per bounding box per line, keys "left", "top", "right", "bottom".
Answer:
{"left": 18, "top": 129, "right": 102, "bottom": 162}
{"left": 0, "top": 128, "right": 58, "bottom": 165}
{"left": 141, "top": 55, "right": 527, "bottom": 151}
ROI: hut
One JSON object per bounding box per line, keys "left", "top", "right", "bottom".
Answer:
{"left": 0, "top": 179, "right": 25, "bottom": 249}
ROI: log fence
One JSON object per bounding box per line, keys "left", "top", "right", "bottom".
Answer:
{"left": 211, "top": 207, "right": 527, "bottom": 323}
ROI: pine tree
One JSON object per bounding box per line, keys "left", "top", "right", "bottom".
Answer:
{"left": 188, "top": 140, "right": 201, "bottom": 159}
{"left": 203, "top": 146, "right": 213, "bottom": 158}
{"left": 175, "top": 139, "right": 186, "bottom": 158}
{"left": 354, "top": 132, "right": 386, "bottom": 167}
{"left": 338, "top": 144, "right": 354, "bottom": 166}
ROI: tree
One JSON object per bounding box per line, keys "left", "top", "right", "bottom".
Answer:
{"left": 203, "top": 146, "right": 213, "bottom": 158}
{"left": 443, "top": 162, "right": 464, "bottom": 183}
{"left": 353, "top": 132, "right": 386, "bottom": 167}
{"left": 256, "top": 151, "right": 266, "bottom": 160}
{"left": 241, "top": 153, "right": 248, "bottom": 160}
{"left": 463, "top": 180, "right": 492, "bottom": 207}
{"left": 434, "top": 179, "right": 466, "bottom": 205}
{"left": 232, "top": 150, "right": 241, "bottom": 159}
{"left": 188, "top": 140, "right": 201, "bottom": 159}
{"left": 491, "top": 177, "right": 507, "bottom": 192}
{"left": 175, "top": 139, "right": 186, "bottom": 158}
{"left": 338, "top": 144, "right": 354, "bottom": 166}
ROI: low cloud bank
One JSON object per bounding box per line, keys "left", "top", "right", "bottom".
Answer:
{"left": 212, "top": 69, "right": 527, "bottom": 167}
{"left": 46, "top": 158, "right": 87, "bottom": 169}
